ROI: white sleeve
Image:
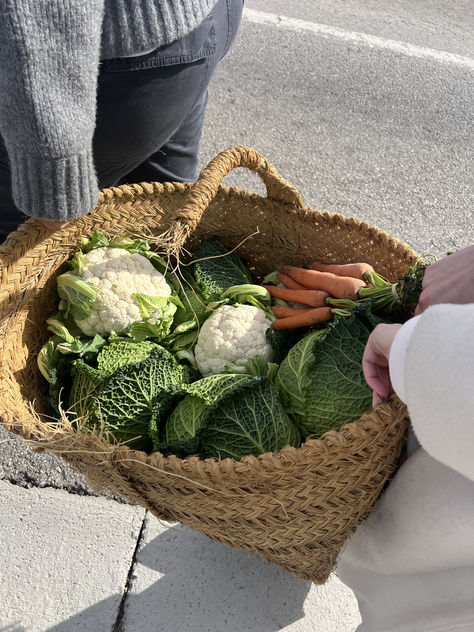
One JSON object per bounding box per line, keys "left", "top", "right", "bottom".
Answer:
{"left": 389, "top": 304, "right": 474, "bottom": 482}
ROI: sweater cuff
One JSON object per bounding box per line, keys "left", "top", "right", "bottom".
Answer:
{"left": 9, "top": 150, "right": 98, "bottom": 221}
{"left": 388, "top": 315, "right": 421, "bottom": 403}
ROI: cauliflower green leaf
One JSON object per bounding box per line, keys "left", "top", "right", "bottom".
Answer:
{"left": 172, "top": 267, "right": 209, "bottom": 327}
{"left": 38, "top": 312, "right": 106, "bottom": 395}
{"left": 37, "top": 338, "right": 62, "bottom": 382}
{"left": 56, "top": 271, "right": 100, "bottom": 321}
{"left": 80, "top": 230, "right": 110, "bottom": 253}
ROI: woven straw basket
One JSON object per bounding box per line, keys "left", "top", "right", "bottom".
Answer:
{"left": 0, "top": 146, "right": 417, "bottom": 583}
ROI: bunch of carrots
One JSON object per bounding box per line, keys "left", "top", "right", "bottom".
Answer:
{"left": 265, "top": 262, "right": 376, "bottom": 330}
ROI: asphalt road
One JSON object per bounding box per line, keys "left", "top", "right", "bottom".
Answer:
{"left": 1, "top": 0, "right": 473, "bottom": 492}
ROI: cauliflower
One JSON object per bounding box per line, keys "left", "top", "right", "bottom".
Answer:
{"left": 194, "top": 304, "right": 274, "bottom": 377}
{"left": 71, "top": 247, "right": 172, "bottom": 336}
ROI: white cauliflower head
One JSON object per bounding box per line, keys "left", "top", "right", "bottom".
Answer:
{"left": 75, "top": 247, "right": 171, "bottom": 336}
{"left": 194, "top": 304, "right": 274, "bottom": 377}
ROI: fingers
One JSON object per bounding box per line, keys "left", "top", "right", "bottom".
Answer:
{"left": 362, "top": 344, "right": 391, "bottom": 401}
{"left": 363, "top": 323, "right": 402, "bottom": 406}
{"left": 372, "top": 391, "right": 386, "bottom": 407}
{"left": 414, "top": 267, "right": 431, "bottom": 314}
{"left": 38, "top": 218, "right": 70, "bottom": 230}
{"left": 414, "top": 297, "right": 425, "bottom": 315}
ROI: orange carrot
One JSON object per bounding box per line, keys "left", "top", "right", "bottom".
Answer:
{"left": 276, "top": 266, "right": 365, "bottom": 300}
{"left": 271, "top": 307, "right": 332, "bottom": 330}
{"left": 308, "top": 261, "right": 374, "bottom": 280}
{"left": 263, "top": 285, "right": 329, "bottom": 307}
{"left": 277, "top": 273, "right": 306, "bottom": 290}
{"left": 271, "top": 305, "right": 315, "bottom": 318}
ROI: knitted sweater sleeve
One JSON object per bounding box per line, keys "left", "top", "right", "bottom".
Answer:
{"left": 390, "top": 303, "right": 474, "bottom": 482}
{"left": 0, "top": 1, "right": 105, "bottom": 220}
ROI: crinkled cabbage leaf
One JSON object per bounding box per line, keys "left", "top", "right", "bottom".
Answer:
{"left": 192, "top": 235, "right": 253, "bottom": 302}
{"left": 276, "top": 311, "right": 377, "bottom": 437}
{"left": 68, "top": 344, "right": 188, "bottom": 452}
{"left": 159, "top": 374, "right": 300, "bottom": 460}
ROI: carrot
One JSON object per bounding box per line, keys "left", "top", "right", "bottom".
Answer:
{"left": 271, "top": 307, "right": 332, "bottom": 330}
{"left": 277, "top": 273, "right": 306, "bottom": 290}
{"left": 271, "top": 305, "right": 315, "bottom": 318}
{"left": 308, "top": 261, "right": 374, "bottom": 280}
{"left": 276, "top": 266, "right": 365, "bottom": 300}
{"left": 263, "top": 285, "right": 329, "bottom": 307}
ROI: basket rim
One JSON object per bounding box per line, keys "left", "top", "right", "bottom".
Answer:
{"left": 1, "top": 393, "right": 407, "bottom": 483}
{"left": 0, "top": 179, "right": 421, "bottom": 278}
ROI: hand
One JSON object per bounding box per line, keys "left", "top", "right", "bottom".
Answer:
{"left": 415, "top": 245, "right": 474, "bottom": 315}
{"left": 362, "top": 323, "right": 402, "bottom": 407}
{"left": 38, "top": 218, "right": 70, "bottom": 230}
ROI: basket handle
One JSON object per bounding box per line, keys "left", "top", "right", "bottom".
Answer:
{"left": 157, "top": 145, "right": 304, "bottom": 253}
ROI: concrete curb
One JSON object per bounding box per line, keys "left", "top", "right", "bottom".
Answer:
{"left": 0, "top": 480, "right": 361, "bottom": 631}
{"left": 0, "top": 480, "right": 145, "bottom": 631}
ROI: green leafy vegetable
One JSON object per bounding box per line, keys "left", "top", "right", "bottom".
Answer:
{"left": 108, "top": 236, "right": 151, "bottom": 255}
{"left": 245, "top": 355, "right": 279, "bottom": 381}
{"left": 262, "top": 270, "right": 280, "bottom": 285}
{"left": 56, "top": 334, "right": 106, "bottom": 357}
{"left": 48, "top": 356, "right": 76, "bottom": 415}
{"left": 276, "top": 311, "right": 376, "bottom": 437}
{"left": 356, "top": 262, "right": 428, "bottom": 320}
{"left": 38, "top": 313, "right": 107, "bottom": 387}
{"left": 96, "top": 335, "right": 159, "bottom": 375}
{"left": 221, "top": 284, "right": 271, "bottom": 305}
{"left": 67, "top": 336, "right": 161, "bottom": 418}
{"left": 56, "top": 272, "right": 100, "bottom": 321}
{"left": 80, "top": 230, "right": 110, "bottom": 253}
{"left": 164, "top": 374, "right": 248, "bottom": 443}
{"left": 161, "top": 374, "right": 300, "bottom": 460}
{"left": 69, "top": 345, "right": 188, "bottom": 452}
{"left": 173, "top": 280, "right": 208, "bottom": 327}
{"left": 37, "top": 338, "right": 62, "bottom": 382}
{"left": 125, "top": 293, "right": 180, "bottom": 342}
{"left": 192, "top": 235, "right": 253, "bottom": 302}
{"left": 69, "top": 361, "right": 108, "bottom": 419}
{"left": 69, "top": 250, "right": 85, "bottom": 274}
{"left": 266, "top": 327, "right": 310, "bottom": 365}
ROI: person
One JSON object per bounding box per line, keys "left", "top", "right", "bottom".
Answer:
{"left": 0, "top": 0, "right": 243, "bottom": 243}
{"left": 335, "top": 245, "right": 474, "bottom": 631}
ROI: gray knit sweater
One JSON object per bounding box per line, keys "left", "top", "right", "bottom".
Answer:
{"left": 0, "top": 1, "right": 218, "bottom": 221}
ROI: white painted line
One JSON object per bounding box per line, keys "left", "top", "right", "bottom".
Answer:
{"left": 243, "top": 8, "right": 474, "bottom": 70}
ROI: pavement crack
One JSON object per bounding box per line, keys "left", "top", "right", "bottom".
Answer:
{"left": 112, "top": 510, "right": 148, "bottom": 632}
{"left": 0, "top": 476, "right": 130, "bottom": 503}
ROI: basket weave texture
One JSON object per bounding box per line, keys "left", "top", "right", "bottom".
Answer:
{"left": 0, "top": 146, "right": 416, "bottom": 583}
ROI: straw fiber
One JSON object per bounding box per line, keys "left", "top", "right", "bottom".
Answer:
{"left": 0, "top": 146, "right": 415, "bottom": 583}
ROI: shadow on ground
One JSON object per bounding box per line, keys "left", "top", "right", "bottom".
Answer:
{"left": 46, "top": 523, "right": 311, "bottom": 632}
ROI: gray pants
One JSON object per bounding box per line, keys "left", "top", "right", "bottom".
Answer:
{"left": 0, "top": 0, "right": 243, "bottom": 241}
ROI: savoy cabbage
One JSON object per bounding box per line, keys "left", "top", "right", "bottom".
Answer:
{"left": 159, "top": 374, "right": 300, "bottom": 460}
{"left": 276, "top": 311, "right": 377, "bottom": 438}
{"left": 68, "top": 341, "right": 189, "bottom": 452}
{"left": 192, "top": 235, "right": 253, "bottom": 301}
